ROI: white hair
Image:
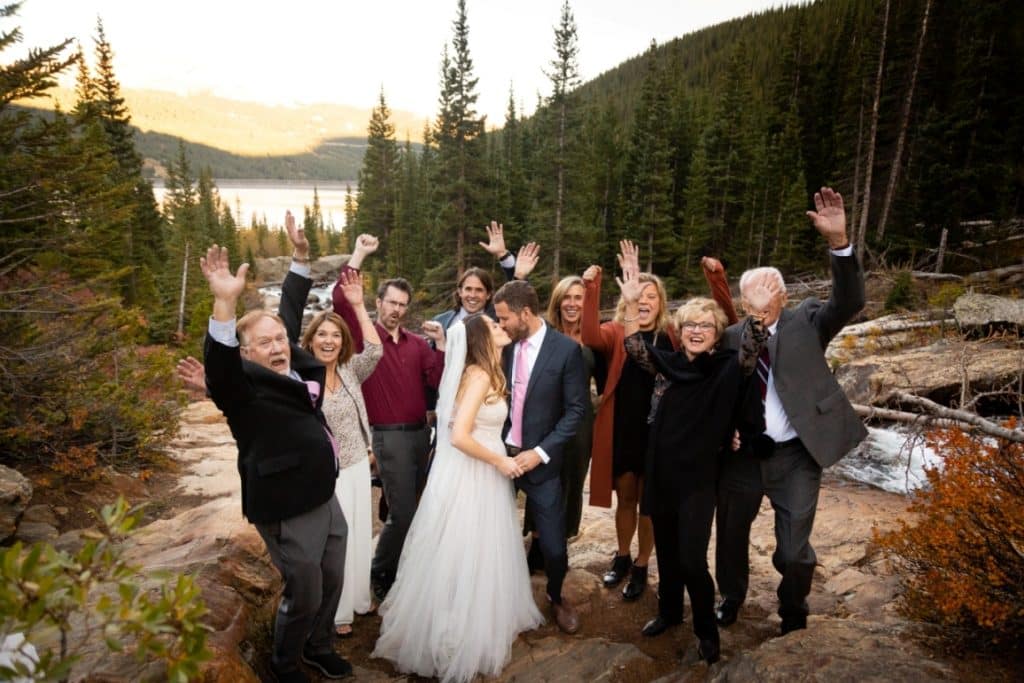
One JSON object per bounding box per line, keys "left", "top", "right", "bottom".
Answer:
{"left": 739, "top": 267, "right": 787, "bottom": 296}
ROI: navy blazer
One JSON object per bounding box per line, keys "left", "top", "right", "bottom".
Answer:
{"left": 501, "top": 324, "right": 588, "bottom": 484}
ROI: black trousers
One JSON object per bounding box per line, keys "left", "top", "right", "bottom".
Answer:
{"left": 651, "top": 487, "right": 718, "bottom": 642}
{"left": 715, "top": 440, "right": 822, "bottom": 621}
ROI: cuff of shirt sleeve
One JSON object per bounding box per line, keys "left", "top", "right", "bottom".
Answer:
{"left": 290, "top": 261, "right": 312, "bottom": 278}
{"left": 208, "top": 317, "right": 239, "bottom": 347}
{"left": 831, "top": 244, "right": 854, "bottom": 257}
{"left": 535, "top": 446, "right": 550, "bottom": 464}
{"left": 499, "top": 253, "right": 516, "bottom": 269}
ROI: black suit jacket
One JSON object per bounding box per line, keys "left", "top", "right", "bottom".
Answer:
{"left": 204, "top": 271, "right": 337, "bottom": 524}
{"left": 501, "top": 324, "right": 587, "bottom": 484}
{"left": 724, "top": 251, "right": 867, "bottom": 468}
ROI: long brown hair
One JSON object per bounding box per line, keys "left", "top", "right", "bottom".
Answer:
{"left": 546, "top": 275, "right": 585, "bottom": 335}
{"left": 301, "top": 311, "right": 354, "bottom": 365}
{"left": 462, "top": 313, "right": 507, "bottom": 401}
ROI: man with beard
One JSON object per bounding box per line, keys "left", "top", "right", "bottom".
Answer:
{"left": 332, "top": 235, "right": 445, "bottom": 601}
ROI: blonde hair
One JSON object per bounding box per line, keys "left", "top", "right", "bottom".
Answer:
{"left": 672, "top": 297, "right": 728, "bottom": 339}
{"left": 613, "top": 273, "right": 669, "bottom": 331}
{"left": 237, "top": 311, "right": 286, "bottom": 346}
{"left": 546, "top": 275, "right": 585, "bottom": 334}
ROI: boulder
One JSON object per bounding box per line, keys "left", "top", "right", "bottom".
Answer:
{"left": 254, "top": 254, "right": 348, "bottom": 287}
{"left": 13, "top": 521, "right": 58, "bottom": 544}
{"left": 954, "top": 292, "right": 1024, "bottom": 328}
{"left": 0, "top": 464, "right": 32, "bottom": 542}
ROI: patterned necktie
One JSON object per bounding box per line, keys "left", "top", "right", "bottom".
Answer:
{"left": 509, "top": 340, "right": 530, "bottom": 447}
{"left": 756, "top": 334, "right": 772, "bottom": 405}
{"left": 305, "top": 380, "right": 340, "bottom": 469}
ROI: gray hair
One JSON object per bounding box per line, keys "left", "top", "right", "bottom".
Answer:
{"left": 739, "top": 267, "right": 786, "bottom": 295}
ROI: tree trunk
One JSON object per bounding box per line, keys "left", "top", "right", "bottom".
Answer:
{"left": 935, "top": 226, "right": 948, "bottom": 273}
{"left": 851, "top": 78, "right": 865, "bottom": 258}
{"left": 858, "top": 0, "right": 890, "bottom": 249}
{"left": 176, "top": 241, "right": 189, "bottom": 341}
{"left": 876, "top": 0, "right": 931, "bottom": 241}
{"left": 553, "top": 100, "right": 566, "bottom": 280}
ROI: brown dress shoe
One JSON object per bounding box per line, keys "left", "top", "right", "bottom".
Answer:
{"left": 551, "top": 598, "right": 580, "bottom": 634}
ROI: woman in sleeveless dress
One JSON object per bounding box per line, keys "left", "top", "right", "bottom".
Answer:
{"left": 372, "top": 313, "right": 544, "bottom": 683}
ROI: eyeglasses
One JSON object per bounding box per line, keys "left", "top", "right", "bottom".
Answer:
{"left": 243, "top": 334, "right": 288, "bottom": 352}
{"left": 680, "top": 321, "right": 716, "bottom": 331}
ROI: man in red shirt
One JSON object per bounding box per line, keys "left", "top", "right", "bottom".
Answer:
{"left": 332, "top": 235, "right": 445, "bottom": 600}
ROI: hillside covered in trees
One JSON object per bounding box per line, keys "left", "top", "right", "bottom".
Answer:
{"left": 348, "top": 0, "right": 1022, "bottom": 306}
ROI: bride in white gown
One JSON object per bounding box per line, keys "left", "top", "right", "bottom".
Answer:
{"left": 372, "top": 314, "right": 544, "bottom": 682}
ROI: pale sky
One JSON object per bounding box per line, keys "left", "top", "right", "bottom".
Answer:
{"left": 14, "top": 0, "right": 801, "bottom": 123}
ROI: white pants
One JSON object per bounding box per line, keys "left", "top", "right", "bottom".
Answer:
{"left": 333, "top": 457, "right": 373, "bottom": 626}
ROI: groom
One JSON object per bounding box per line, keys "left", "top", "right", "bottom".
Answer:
{"left": 493, "top": 280, "right": 588, "bottom": 634}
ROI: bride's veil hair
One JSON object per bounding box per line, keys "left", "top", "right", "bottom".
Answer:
{"left": 435, "top": 320, "right": 468, "bottom": 452}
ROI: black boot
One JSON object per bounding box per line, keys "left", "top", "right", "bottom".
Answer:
{"left": 602, "top": 553, "right": 631, "bottom": 587}
{"left": 622, "top": 563, "right": 647, "bottom": 601}
{"left": 526, "top": 537, "right": 544, "bottom": 574}
{"left": 698, "top": 637, "right": 720, "bottom": 664}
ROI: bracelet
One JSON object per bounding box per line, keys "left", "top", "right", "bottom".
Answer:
{"left": 292, "top": 252, "right": 310, "bottom": 264}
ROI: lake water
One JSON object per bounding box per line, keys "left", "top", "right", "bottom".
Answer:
{"left": 151, "top": 179, "right": 354, "bottom": 230}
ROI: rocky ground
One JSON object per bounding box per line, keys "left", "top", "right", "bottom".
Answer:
{"left": 12, "top": 399, "right": 1005, "bottom": 681}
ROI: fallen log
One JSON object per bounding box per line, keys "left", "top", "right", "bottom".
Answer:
{"left": 853, "top": 403, "right": 964, "bottom": 431}
{"left": 891, "top": 390, "right": 1024, "bottom": 443}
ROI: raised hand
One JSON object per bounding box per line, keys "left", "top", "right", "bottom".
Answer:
{"left": 479, "top": 221, "right": 508, "bottom": 257}
{"left": 617, "top": 239, "right": 640, "bottom": 278}
{"left": 175, "top": 356, "right": 206, "bottom": 393}
{"left": 514, "top": 242, "right": 540, "bottom": 280}
{"left": 284, "top": 210, "right": 309, "bottom": 257}
{"left": 701, "top": 256, "right": 723, "bottom": 274}
{"left": 348, "top": 233, "right": 379, "bottom": 270}
{"left": 806, "top": 187, "right": 849, "bottom": 249}
{"left": 339, "top": 269, "right": 366, "bottom": 306}
{"left": 615, "top": 265, "right": 644, "bottom": 304}
{"left": 421, "top": 320, "right": 445, "bottom": 351}
{"left": 744, "top": 278, "right": 781, "bottom": 321}
{"left": 200, "top": 244, "right": 248, "bottom": 304}
{"left": 582, "top": 265, "right": 602, "bottom": 282}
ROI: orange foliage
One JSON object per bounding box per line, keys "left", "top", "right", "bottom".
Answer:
{"left": 875, "top": 424, "right": 1024, "bottom": 652}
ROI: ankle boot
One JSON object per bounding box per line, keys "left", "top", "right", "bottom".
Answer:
{"left": 622, "top": 563, "right": 647, "bottom": 601}
{"left": 602, "top": 553, "right": 631, "bottom": 587}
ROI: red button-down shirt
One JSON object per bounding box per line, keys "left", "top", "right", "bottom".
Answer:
{"left": 332, "top": 265, "right": 444, "bottom": 425}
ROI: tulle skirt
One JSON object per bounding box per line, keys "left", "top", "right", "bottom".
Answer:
{"left": 372, "top": 435, "right": 544, "bottom": 682}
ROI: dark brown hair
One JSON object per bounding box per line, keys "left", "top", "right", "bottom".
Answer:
{"left": 452, "top": 267, "right": 495, "bottom": 310}
{"left": 462, "top": 313, "right": 507, "bottom": 400}
{"left": 301, "top": 311, "right": 355, "bottom": 365}
{"left": 493, "top": 279, "right": 540, "bottom": 316}
{"left": 376, "top": 278, "right": 413, "bottom": 302}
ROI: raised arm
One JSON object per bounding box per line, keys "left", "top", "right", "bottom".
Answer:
{"left": 805, "top": 187, "right": 865, "bottom": 345}
{"left": 338, "top": 269, "right": 383, "bottom": 382}
{"left": 701, "top": 256, "right": 738, "bottom": 326}
{"left": 580, "top": 266, "right": 618, "bottom": 353}
{"left": 451, "top": 368, "right": 524, "bottom": 479}
{"left": 332, "top": 233, "right": 379, "bottom": 351}
{"left": 736, "top": 280, "right": 775, "bottom": 375}
{"left": 200, "top": 245, "right": 251, "bottom": 409}
{"left": 279, "top": 210, "right": 312, "bottom": 342}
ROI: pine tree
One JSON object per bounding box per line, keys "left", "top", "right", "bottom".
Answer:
{"left": 354, "top": 90, "right": 400, "bottom": 267}
{"left": 342, "top": 183, "right": 357, "bottom": 254}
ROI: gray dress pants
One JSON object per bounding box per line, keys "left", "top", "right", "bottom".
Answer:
{"left": 370, "top": 426, "right": 431, "bottom": 582}
{"left": 256, "top": 495, "right": 347, "bottom": 672}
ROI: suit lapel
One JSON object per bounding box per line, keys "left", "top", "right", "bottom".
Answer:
{"left": 769, "top": 310, "right": 793, "bottom": 363}
{"left": 524, "top": 325, "right": 555, "bottom": 404}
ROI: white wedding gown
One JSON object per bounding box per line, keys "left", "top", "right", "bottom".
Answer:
{"left": 372, "top": 397, "right": 544, "bottom": 682}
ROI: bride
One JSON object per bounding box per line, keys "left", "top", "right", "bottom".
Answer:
{"left": 372, "top": 314, "right": 544, "bottom": 682}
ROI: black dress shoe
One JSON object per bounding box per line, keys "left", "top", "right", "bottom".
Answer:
{"left": 621, "top": 563, "right": 647, "bottom": 601}
{"left": 301, "top": 650, "right": 353, "bottom": 679}
{"left": 715, "top": 598, "right": 741, "bottom": 627}
{"left": 526, "top": 537, "right": 544, "bottom": 574}
{"left": 698, "top": 637, "right": 720, "bottom": 664}
{"left": 602, "top": 553, "right": 631, "bottom": 587}
{"left": 641, "top": 615, "right": 681, "bottom": 637}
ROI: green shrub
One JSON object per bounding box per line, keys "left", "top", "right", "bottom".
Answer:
{"left": 885, "top": 271, "right": 917, "bottom": 312}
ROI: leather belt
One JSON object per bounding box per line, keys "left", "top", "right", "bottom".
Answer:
{"left": 372, "top": 422, "right": 426, "bottom": 432}
{"left": 505, "top": 445, "right": 522, "bottom": 457}
{"left": 752, "top": 434, "right": 802, "bottom": 459}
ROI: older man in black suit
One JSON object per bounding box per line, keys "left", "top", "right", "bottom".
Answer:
{"left": 493, "top": 280, "right": 588, "bottom": 634}
{"left": 202, "top": 235, "right": 352, "bottom": 683}
{"left": 714, "top": 187, "right": 868, "bottom": 636}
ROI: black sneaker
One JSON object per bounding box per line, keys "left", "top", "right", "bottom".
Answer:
{"left": 301, "top": 650, "right": 353, "bottom": 679}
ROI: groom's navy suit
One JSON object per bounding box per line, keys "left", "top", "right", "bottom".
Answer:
{"left": 502, "top": 323, "right": 587, "bottom": 601}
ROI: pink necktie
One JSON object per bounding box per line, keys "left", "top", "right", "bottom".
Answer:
{"left": 509, "top": 340, "right": 530, "bottom": 447}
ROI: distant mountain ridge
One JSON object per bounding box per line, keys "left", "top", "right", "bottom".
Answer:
{"left": 21, "top": 87, "right": 427, "bottom": 181}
